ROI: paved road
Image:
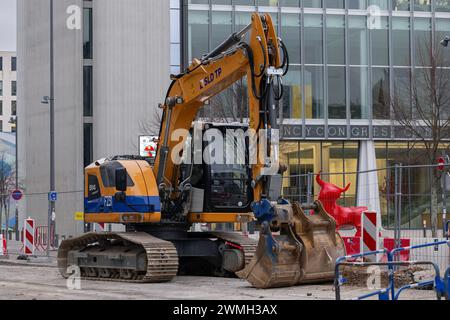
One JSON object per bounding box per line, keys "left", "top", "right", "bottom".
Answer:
{"left": 0, "top": 262, "right": 437, "bottom": 300}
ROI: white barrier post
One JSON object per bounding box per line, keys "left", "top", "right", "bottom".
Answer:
{"left": 23, "top": 217, "right": 35, "bottom": 255}
{"left": 0, "top": 234, "right": 6, "bottom": 256}
{"left": 94, "top": 222, "right": 105, "bottom": 232}
{"left": 361, "top": 211, "right": 379, "bottom": 262}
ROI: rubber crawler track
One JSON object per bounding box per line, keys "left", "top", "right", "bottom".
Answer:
{"left": 57, "top": 232, "right": 179, "bottom": 283}
{"left": 57, "top": 231, "right": 257, "bottom": 283}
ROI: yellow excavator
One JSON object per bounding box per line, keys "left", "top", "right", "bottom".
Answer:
{"left": 58, "top": 13, "right": 345, "bottom": 288}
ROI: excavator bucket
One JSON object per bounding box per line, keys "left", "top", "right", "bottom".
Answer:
{"left": 237, "top": 201, "right": 345, "bottom": 288}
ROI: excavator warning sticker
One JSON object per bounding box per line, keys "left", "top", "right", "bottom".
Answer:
{"left": 200, "top": 68, "right": 222, "bottom": 90}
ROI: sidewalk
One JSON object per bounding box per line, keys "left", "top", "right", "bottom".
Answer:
{"left": 0, "top": 239, "right": 57, "bottom": 267}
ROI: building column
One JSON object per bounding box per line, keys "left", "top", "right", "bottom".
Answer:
{"left": 357, "top": 140, "right": 381, "bottom": 218}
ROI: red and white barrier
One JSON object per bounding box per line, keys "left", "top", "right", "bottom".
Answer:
{"left": 23, "top": 218, "right": 35, "bottom": 255}
{"left": 0, "top": 234, "right": 6, "bottom": 256}
{"left": 361, "top": 211, "right": 379, "bottom": 261}
{"left": 94, "top": 223, "right": 105, "bottom": 232}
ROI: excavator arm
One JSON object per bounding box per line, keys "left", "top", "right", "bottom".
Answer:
{"left": 154, "top": 13, "right": 283, "bottom": 211}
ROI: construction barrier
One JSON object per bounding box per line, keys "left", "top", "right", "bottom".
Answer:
{"left": 94, "top": 222, "right": 105, "bottom": 232}
{"left": 23, "top": 218, "right": 35, "bottom": 255}
{"left": 20, "top": 224, "right": 56, "bottom": 252}
{"left": 361, "top": 211, "right": 379, "bottom": 262}
{"left": 0, "top": 234, "right": 6, "bottom": 256}
{"left": 335, "top": 239, "right": 450, "bottom": 300}
{"left": 334, "top": 248, "right": 391, "bottom": 300}
{"left": 444, "top": 267, "right": 450, "bottom": 300}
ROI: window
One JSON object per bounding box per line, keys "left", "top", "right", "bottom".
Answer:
{"left": 368, "top": 0, "right": 389, "bottom": 10}
{"left": 392, "top": 0, "right": 410, "bottom": 11}
{"left": 212, "top": 0, "right": 231, "bottom": 4}
{"left": 212, "top": 12, "right": 232, "bottom": 49}
{"left": 435, "top": 0, "right": 450, "bottom": 12}
{"left": 304, "top": 14, "right": 323, "bottom": 64}
{"left": 392, "top": 17, "right": 410, "bottom": 66}
{"left": 414, "top": 18, "right": 431, "bottom": 66}
{"left": 348, "top": 0, "right": 367, "bottom": 9}
{"left": 326, "top": 0, "right": 344, "bottom": 8}
{"left": 350, "top": 67, "right": 369, "bottom": 119}
{"left": 328, "top": 66, "right": 346, "bottom": 119}
{"left": 0, "top": 57, "right": 2, "bottom": 71}
{"left": 189, "top": 0, "right": 209, "bottom": 3}
{"left": 0, "top": 121, "right": 3, "bottom": 132}
{"left": 83, "top": 8, "right": 93, "bottom": 59}
{"left": 11, "top": 81, "right": 16, "bottom": 96}
{"left": 436, "top": 19, "right": 450, "bottom": 65}
{"left": 393, "top": 67, "right": 411, "bottom": 117}
{"left": 281, "top": 13, "right": 300, "bottom": 65}
{"left": 349, "top": 16, "right": 368, "bottom": 65}
{"left": 283, "top": 66, "right": 302, "bottom": 119}
{"left": 0, "top": 101, "right": 2, "bottom": 115}
{"left": 371, "top": 17, "right": 389, "bottom": 66}
{"left": 372, "top": 67, "right": 390, "bottom": 119}
{"left": 11, "top": 101, "right": 16, "bottom": 116}
{"left": 280, "top": 0, "right": 300, "bottom": 6}
{"left": 83, "top": 123, "right": 93, "bottom": 167}
{"left": 11, "top": 57, "right": 16, "bottom": 71}
{"left": 258, "top": 0, "right": 278, "bottom": 5}
{"left": 233, "top": 0, "right": 255, "bottom": 5}
{"left": 84, "top": 66, "right": 93, "bottom": 116}
{"left": 0, "top": 81, "right": 2, "bottom": 96}
{"left": 304, "top": 0, "right": 322, "bottom": 7}
{"left": 188, "top": 11, "right": 209, "bottom": 61}
{"left": 305, "top": 66, "right": 324, "bottom": 119}
{"left": 326, "top": 15, "right": 345, "bottom": 65}
{"left": 414, "top": 0, "right": 431, "bottom": 11}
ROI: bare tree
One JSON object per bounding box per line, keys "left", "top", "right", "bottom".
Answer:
{"left": 391, "top": 38, "right": 450, "bottom": 237}
{"left": 198, "top": 79, "right": 248, "bottom": 123}
{"left": 139, "top": 107, "right": 163, "bottom": 137}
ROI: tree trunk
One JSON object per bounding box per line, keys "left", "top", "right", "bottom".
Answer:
{"left": 430, "top": 179, "right": 439, "bottom": 238}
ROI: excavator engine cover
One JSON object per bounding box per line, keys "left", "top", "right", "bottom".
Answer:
{"left": 237, "top": 201, "right": 345, "bottom": 288}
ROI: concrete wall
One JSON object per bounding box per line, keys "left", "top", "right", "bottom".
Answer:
{"left": 93, "top": 0, "right": 170, "bottom": 159}
{"left": 17, "top": 0, "right": 171, "bottom": 237}
{"left": 17, "top": 0, "right": 85, "bottom": 236}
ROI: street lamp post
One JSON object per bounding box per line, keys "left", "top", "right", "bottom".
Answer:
{"left": 42, "top": 0, "right": 56, "bottom": 259}
{"left": 49, "top": 0, "right": 56, "bottom": 259}
{"left": 8, "top": 116, "right": 18, "bottom": 241}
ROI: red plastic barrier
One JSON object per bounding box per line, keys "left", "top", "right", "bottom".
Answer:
{"left": 381, "top": 238, "right": 411, "bottom": 262}
{"left": 342, "top": 236, "right": 361, "bottom": 256}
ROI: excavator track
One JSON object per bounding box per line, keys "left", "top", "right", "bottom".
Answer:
{"left": 210, "top": 231, "right": 258, "bottom": 266}
{"left": 57, "top": 232, "right": 178, "bottom": 283}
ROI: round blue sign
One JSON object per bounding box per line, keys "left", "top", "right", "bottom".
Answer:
{"left": 11, "top": 189, "right": 23, "bottom": 201}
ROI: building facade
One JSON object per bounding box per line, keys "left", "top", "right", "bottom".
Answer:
{"left": 17, "top": 0, "right": 171, "bottom": 236}
{"left": 0, "top": 52, "right": 17, "bottom": 133}
{"left": 180, "top": 0, "right": 450, "bottom": 229}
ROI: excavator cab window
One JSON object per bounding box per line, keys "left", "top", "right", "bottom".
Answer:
{"left": 202, "top": 125, "right": 253, "bottom": 213}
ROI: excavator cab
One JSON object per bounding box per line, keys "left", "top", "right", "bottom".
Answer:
{"left": 179, "top": 122, "right": 253, "bottom": 215}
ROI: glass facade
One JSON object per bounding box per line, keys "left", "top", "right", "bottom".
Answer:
{"left": 184, "top": 1, "right": 450, "bottom": 123}
{"left": 182, "top": 1, "right": 450, "bottom": 229}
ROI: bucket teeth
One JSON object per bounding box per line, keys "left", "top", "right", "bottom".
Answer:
{"left": 237, "top": 200, "right": 346, "bottom": 288}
